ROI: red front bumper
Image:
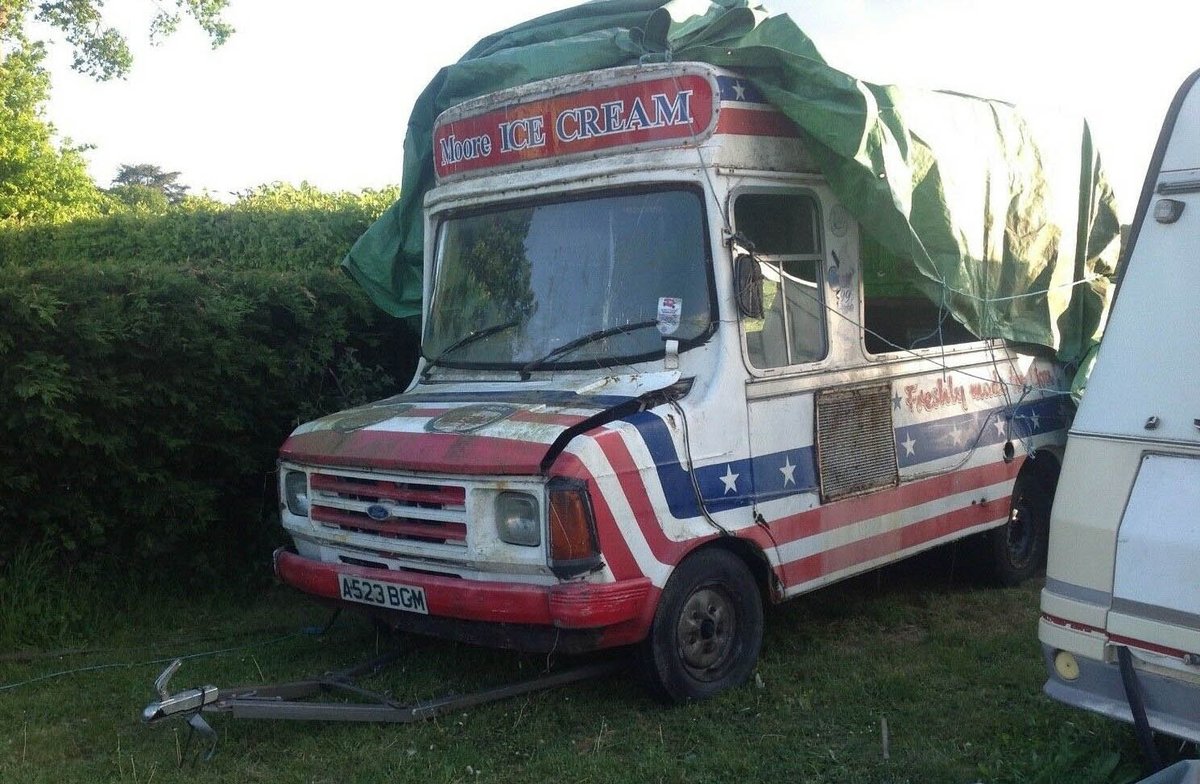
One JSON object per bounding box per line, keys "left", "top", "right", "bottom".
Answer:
{"left": 274, "top": 549, "right": 655, "bottom": 647}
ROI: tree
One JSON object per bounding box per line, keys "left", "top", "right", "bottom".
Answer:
{"left": 0, "top": 1, "right": 232, "bottom": 223}
{"left": 110, "top": 163, "right": 189, "bottom": 206}
{"left": 0, "top": 1, "right": 233, "bottom": 81}
{"left": 0, "top": 37, "right": 101, "bottom": 223}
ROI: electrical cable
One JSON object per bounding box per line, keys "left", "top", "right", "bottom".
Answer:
{"left": 0, "top": 631, "right": 306, "bottom": 694}
{"left": 655, "top": 45, "right": 1095, "bottom": 402}
{"left": 653, "top": 57, "right": 1073, "bottom": 496}
{"left": 783, "top": 264, "right": 1069, "bottom": 472}
{"left": 792, "top": 276, "right": 1075, "bottom": 398}
{"left": 669, "top": 400, "right": 732, "bottom": 537}
{"left": 942, "top": 274, "right": 1101, "bottom": 304}
{"left": 659, "top": 56, "right": 1067, "bottom": 507}
{"left": 0, "top": 623, "right": 303, "bottom": 663}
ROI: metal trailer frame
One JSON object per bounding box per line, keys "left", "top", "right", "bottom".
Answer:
{"left": 142, "top": 647, "right": 625, "bottom": 762}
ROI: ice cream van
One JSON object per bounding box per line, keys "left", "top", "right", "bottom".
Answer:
{"left": 274, "top": 63, "right": 1075, "bottom": 701}
{"left": 1039, "top": 67, "right": 1200, "bottom": 744}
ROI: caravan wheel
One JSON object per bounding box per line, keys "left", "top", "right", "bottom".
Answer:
{"left": 637, "top": 549, "right": 763, "bottom": 703}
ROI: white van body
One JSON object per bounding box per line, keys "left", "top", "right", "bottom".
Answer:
{"left": 1040, "top": 67, "right": 1200, "bottom": 740}
{"left": 275, "top": 63, "right": 1071, "bottom": 701}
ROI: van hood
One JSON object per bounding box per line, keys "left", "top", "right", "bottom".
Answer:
{"left": 279, "top": 373, "right": 681, "bottom": 476}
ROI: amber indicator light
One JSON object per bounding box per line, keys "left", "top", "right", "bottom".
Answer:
{"left": 549, "top": 486, "right": 597, "bottom": 563}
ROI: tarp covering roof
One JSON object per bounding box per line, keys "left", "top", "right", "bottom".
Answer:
{"left": 342, "top": 0, "right": 1121, "bottom": 364}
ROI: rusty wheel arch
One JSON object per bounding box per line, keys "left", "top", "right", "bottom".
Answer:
{"left": 678, "top": 535, "right": 781, "bottom": 606}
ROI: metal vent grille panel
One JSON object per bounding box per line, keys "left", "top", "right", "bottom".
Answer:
{"left": 816, "top": 384, "right": 899, "bottom": 501}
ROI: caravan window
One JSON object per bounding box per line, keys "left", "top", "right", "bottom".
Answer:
{"left": 735, "top": 193, "right": 827, "bottom": 369}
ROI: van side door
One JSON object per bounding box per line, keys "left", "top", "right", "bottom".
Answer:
{"left": 735, "top": 190, "right": 829, "bottom": 539}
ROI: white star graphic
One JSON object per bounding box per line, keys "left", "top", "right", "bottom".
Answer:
{"left": 732, "top": 80, "right": 747, "bottom": 100}
{"left": 993, "top": 418, "right": 1007, "bottom": 437}
{"left": 950, "top": 426, "right": 965, "bottom": 447}
{"left": 1030, "top": 412, "right": 1041, "bottom": 431}
{"left": 780, "top": 456, "right": 796, "bottom": 486}
{"left": 720, "top": 465, "right": 740, "bottom": 495}
{"left": 901, "top": 434, "right": 917, "bottom": 456}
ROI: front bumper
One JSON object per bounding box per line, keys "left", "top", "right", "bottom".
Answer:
{"left": 274, "top": 548, "right": 654, "bottom": 652}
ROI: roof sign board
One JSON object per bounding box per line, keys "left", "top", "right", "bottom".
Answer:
{"left": 432, "top": 72, "right": 717, "bottom": 181}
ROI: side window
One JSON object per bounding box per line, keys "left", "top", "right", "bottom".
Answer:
{"left": 735, "top": 193, "right": 827, "bottom": 369}
{"left": 860, "top": 231, "right": 979, "bottom": 354}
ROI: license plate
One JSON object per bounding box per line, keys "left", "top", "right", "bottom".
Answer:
{"left": 338, "top": 574, "right": 428, "bottom": 615}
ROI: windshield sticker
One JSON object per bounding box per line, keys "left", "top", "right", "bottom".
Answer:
{"left": 657, "top": 297, "right": 682, "bottom": 336}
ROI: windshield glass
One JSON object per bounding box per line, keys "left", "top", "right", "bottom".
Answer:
{"left": 424, "top": 188, "right": 713, "bottom": 370}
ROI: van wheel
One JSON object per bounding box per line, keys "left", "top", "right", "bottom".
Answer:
{"left": 637, "top": 549, "right": 763, "bottom": 703}
{"left": 989, "top": 460, "right": 1057, "bottom": 586}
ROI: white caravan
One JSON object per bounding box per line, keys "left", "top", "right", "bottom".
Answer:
{"left": 1039, "top": 67, "right": 1200, "bottom": 742}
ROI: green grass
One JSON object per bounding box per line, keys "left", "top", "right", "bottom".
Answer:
{"left": 0, "top": 551, "right": 1156, "bottom": 784}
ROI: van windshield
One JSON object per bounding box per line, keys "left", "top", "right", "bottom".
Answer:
{"left": 424, "top": 188, "right": 713, "bottom": 371}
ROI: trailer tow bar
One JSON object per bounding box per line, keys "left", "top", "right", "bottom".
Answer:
{"left": 142, "top": 648, "right": 626, "bottom": 760}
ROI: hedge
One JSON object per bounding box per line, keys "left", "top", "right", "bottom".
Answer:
{"left": 0, "top": 186, "right": 420, "bottom": 591}
{"left": 0, "top": 183, "right": 400, "bottom": 270}
{"left": 0, "top": 259, "right": 418, "bottom": 587}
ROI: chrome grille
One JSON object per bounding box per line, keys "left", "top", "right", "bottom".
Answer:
{"left": 309, "top": 472, "right": 468, "bottom": 546}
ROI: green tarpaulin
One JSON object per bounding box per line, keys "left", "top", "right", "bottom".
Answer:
{"left": 342, "top": 0, "right": 1121, "bottom": 365}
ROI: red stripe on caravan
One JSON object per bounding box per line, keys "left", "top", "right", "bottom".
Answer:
{"left": 715, "top": 107, "right": 800, "bottom": 138}
{"left": 1043, "top": 614, "right": 1191, "bottom": 661}
{"left": 1108, "top": 634, "right": 1191, "bottom": 660}
{"left": 783, "top": 498, "right": 1010, "bottom": 585}
{"left": 769, "top": 459, "right": 1019, "bottom": 547}
{"left": 1041, "top": 613, "right": 1104, "bottom": 635}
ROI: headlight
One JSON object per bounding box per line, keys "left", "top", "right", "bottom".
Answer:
{"left": 496, "top": 492, "right": 540, "bottom": 546}
{"left": 284, "top": 470, "right": 310, "bottom": 516}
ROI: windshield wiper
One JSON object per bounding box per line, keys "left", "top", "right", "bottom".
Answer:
{"left": 520, "top": 319, "right": 660, "bottom": 380}
{"left": 421, "top": 319, "right": 520, "bottom": 380}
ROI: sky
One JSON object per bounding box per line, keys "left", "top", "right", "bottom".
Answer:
{"left": 34, "top": 0, "right": 1200, "bottom": 218}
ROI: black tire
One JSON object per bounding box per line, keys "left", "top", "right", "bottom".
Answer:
{"left": 988, "top": 458, "right": 1058, "bottom": 586}
{"left": 637, "top": 548, "right": 763, "bottom": 703}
